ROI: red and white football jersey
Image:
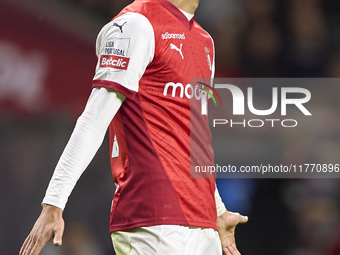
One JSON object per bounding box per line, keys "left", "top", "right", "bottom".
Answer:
{"left": 93, "top": 0, "right": 217, "bottom": 232}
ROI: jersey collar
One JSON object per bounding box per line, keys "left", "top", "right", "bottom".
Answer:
{"left": 159, "top": 1, "right": 194, "bottom": 30}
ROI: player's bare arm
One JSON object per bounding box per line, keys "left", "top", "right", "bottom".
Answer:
{"left": 215, "top": 186, "right": 248, "bottom": 254}
{"left": 217, "top": 210, "right": 248, "bottom": 255}
{"left": 19, "top": 204, "right": 64, "bottom": 255}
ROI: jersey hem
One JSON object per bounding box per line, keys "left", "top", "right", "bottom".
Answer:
{"left": 92, "top": 79, "right": 137, "bottom": 100}
{"left": 110, "top": 220, "right": 218, "bottom": 232}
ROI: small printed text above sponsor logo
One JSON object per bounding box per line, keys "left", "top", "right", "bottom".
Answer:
{"left": 103, "top": 38, "right": 130, "bottom": 57}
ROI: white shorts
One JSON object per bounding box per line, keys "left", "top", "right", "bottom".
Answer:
{"left": 111, "top": 225, "right": 222, "bottom": 255}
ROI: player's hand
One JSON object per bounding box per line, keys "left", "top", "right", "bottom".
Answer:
{"left": 19, "top": 204, "right": 64, "bottom": 255}
{"left": 216, "top": 210, "right": 248, "bottom": 255}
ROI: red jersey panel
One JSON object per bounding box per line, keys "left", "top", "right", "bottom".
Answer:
{"left": 93, "top": 0, "right": 217, "bottom": 232}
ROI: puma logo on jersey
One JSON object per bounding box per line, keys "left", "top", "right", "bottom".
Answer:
{"left": 170, "top": 43, "right": 184, "bottom": 59}
{"left": 113, "top": 22, "right": 127, "bottom": 33}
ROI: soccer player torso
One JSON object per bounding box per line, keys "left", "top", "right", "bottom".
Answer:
{"left": 93, "top": 0, "right": 217, "bottom": 232}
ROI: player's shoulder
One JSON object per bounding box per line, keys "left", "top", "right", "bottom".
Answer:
{"left": 98, "top": 0, "right": 163, "bottom": 38}
{"left": 193, "top": 21, "right": 214, "bottom": 44}
{"left": 97, "top": 12, "right": 153, "bottom": 44}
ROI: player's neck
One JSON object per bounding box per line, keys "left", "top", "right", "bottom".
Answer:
{"left": 167, "top": 0, "right": 199, "bottom": 14}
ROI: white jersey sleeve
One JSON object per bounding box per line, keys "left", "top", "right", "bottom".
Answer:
{"left": 215, "top": 185, "right": 227, "bottom": 217}
{"left": 42, "top": 88, "right": 125, "bottom": 210}
{"left": 93, "top": 12, "right": 155, "bottom": 97}
{"left": 42, "top": 13, "right": 154, "bottom": 210}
